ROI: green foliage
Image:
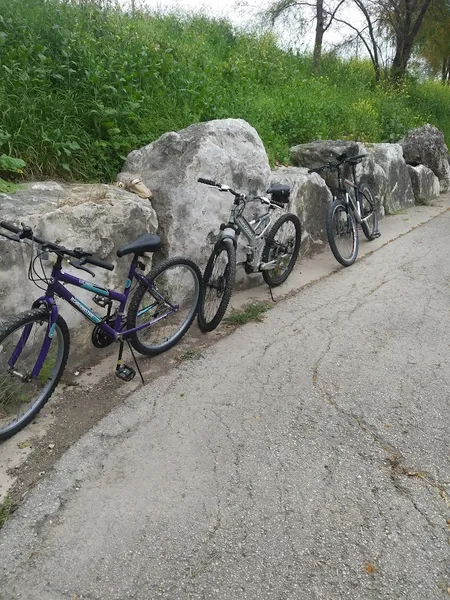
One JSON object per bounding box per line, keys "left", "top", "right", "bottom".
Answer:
{"left": 0, "top": 0, "right": 450, "bottom": 182}
{"left": 0, "top": 495, "right": 13, "bottom": 529}
{"left": 224, "top": 301, "right": 273, "bottom": 325}
{"left": 0, "top": 128, "right": 26, "bottom": 192}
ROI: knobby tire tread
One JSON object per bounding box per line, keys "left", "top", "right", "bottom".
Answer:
{"left": 127, "top": 256, "right": 202, "bottom": 356}
{"left": 326, "top": 198, "right": 359, "bottom": 267}
{"left": 198, "top": 239, "right": 236, "bottom": 333}
{"left": 0, "top": 308, "right": 70, "bottom": 441}
{"left": 359, "top": 184, "right": 379, "bottom": 241}
{"left": 262, "top": 213, "right": 302, "bottom": 287}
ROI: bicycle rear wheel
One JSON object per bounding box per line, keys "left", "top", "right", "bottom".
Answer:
{"left": 359, "top": 184, "right": 379, "bottom": 241}
{"left": 262, "top": 213, "right": 302, "bottom": 287}
{"left": 326, "top": 198, "right": 359, "bottom": 267}
{"left": 127, "top": 257, "right": 202, "bottom": 356}
{"left": 198, "top": 239, "right": 236, "bottom": 332}
{"left": 0, "top": 308, "right": 69, "bottom": 441}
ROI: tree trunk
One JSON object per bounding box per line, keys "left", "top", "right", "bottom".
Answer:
{"left": 313, "top": 0, "right": 324, "bottom": 73}
{"left": 442, "top": 58, "right": 450, "bottom": 84}
{"left": 389, "top": 0, "right": 433, "bottom": 80}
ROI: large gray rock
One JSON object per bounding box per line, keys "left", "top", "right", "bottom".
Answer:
{"left": 290, "top": 140, "right": 360, "bottom": 193}
{"left": 269, "top": 167, "right": 332, "bottom": 256}
{"left": 369, "top": 144, "right": 415, "bottom": 214}
{"left": 354, "top": 144, "right": 387, "bottom": 218}
{"left": 407, "top": 165, "right": 441, "bottom": 205}
{"left": 400, "top": 124, "right": 450, "bottom": 193}
{"left": 289, "top": 140, "right": 414, "bottom": 216}
{"left": 122, "top": 119, "right": 271, "bottom": 276}
{"left": 0, "top": 183, "right": 158, "bottom": 356}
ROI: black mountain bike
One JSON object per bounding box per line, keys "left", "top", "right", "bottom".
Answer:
{"left": 309, "top": 153, "right": 381, "bottom": 266}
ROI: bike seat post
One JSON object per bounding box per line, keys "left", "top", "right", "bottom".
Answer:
{"left": 351, "top": 162, "right": 357, "bottom": 185}
{"left": 336, "top": 165, "right": 344, "bottom": 191}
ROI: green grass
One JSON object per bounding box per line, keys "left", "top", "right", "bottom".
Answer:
{"left": 0, "top": 495, "right": 13, "bottom": 529}
{"left": 224, "top": 301, "right": 273, "bottom": 325}
{"left": 1, "top": 0, "right": 450, "bottom": 182}
{"left": 179, "top": 348, "right": 200, "bottom": 360}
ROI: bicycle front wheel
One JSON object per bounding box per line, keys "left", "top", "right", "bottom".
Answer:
{"left": 0, "top": 308, "right": 69, "bottom": 441}
{"left": 359, "top": 184, "right": 379, "bottom": 241}
{"left": 127, "top": 257, "right": 202, "bottom": 356}
{"left": 262, "top": 213, "right": 302, "bottom": 287}
{"left": 326, "top": 198, "right": 359, "bottom": 267}
{"left": 198, "top": 239, "right": 236, "bottom": 332}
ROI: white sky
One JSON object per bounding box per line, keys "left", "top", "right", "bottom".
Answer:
{"left": 123, "top": 0, "right": 366, "bottom": 53}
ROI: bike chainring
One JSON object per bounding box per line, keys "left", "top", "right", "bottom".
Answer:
{"left": 92, "top": 316, "right": 116, "bottom": 348}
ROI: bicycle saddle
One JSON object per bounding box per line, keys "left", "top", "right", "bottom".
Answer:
{"left": 117, "top": 233, "right": 161, "bottom": 257}
{"left": 267, "top": 183, "right": 290, "bottom": 204}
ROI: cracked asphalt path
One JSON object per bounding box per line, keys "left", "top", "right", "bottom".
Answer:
{"left": 1, "top": 212, "right": 450, "bottom": 599}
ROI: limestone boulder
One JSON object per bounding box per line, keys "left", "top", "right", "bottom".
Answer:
{"left": 400, "top": 124, "right": 450, "bottom": 193}
{"left": 0, "top": 183, "right": 158, "bottom": 350}
{"left": 290, "top": 140, "right": 360, "bottom": 193}
{"left": 122, "top": 119, "right": 271, "bottom": 274}
{"left": 369, "top": 144, "right": 415, "bottom": 214}
{"left": 269, "top": 167, "right": 332, "bottom": 256}
{"left": 354, "top": 144, "right": 387, "bottom": 218}
{"left": 407, "top": 165, "right": 441, "bottom": 205}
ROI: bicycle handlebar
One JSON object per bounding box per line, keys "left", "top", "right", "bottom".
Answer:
{"left": 308, "top": 153, "right": 367, "bottom": 175}
{"left": 197, "top": 177, "right": 242, "bottom": 198}
{"left": 197, "top": 177, "right": 217, "bottom": 186}
{"left": 0, "top": 220, "right": 114, "bottom": 271}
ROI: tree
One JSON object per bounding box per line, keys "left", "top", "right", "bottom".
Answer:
{"left": 265, "top": 0, "right": 346, "bottom": 72}
{"left": 332, "top": 0, "right": 383, "bottom": 80}
{"left": 335, "top": 0, "right": 434, "bottom": 80}
{"left": 381, "top": 0, "right": 434, "bottom": 79}
{"left": 416, "top": 0, "right": 450, "bottom": 83}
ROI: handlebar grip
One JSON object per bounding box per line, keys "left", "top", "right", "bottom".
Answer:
{"left": 198, "top": 177, "right": 217, "bottom": 186}
{"left": 85, "top": 255, "right": 114, "bottom": 271}
{"left": 0, "top": 221, "right": 21, "bottom": 234}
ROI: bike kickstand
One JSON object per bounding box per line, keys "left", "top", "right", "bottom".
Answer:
{"left": 115, "top": 338, "right": 144, "bottom": 384}
{"left": 126, "top": 338, "right": 145, "bottom": 385}
{"left": 269, "top": 285, "right": 276, "bottom": 303}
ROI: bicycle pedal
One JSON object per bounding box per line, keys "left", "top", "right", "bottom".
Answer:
{"left": 115, "top": 365, "right": 136, "bottom": 382}
{"left": 372, "top": 230, "right": 381, "bottom": 238}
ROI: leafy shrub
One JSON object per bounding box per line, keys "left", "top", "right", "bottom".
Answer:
{"left": 0, "top": 0, "right": 449, "bottom": 182}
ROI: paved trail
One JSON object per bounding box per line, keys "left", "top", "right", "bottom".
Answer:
{"left": 1, "top": 212, "right": 450, "bottom": 600}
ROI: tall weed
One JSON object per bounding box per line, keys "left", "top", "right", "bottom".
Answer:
{"left": 0, "top": 0, "right": 449, "bottom": 182}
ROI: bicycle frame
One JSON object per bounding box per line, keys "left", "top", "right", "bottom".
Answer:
{"left": 9, "top": 255, "right": 178, "bottom": 377}
{"left": 219, "top": 200, "right": 274, "bottom": 271}
{"left": 336, "top": 164, "right": 365, "bottom": 225}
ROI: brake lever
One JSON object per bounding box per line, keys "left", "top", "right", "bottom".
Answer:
{"left": 69, "top": 259, "right": 95, "bottom": 277}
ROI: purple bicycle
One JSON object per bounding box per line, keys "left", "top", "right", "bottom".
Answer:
{"left": 0, "top": 221, "right": 202, "bottom": 440}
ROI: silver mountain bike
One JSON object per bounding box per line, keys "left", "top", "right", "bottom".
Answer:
{"left": 197, "top": 177, "right": 302, "bottom": 332}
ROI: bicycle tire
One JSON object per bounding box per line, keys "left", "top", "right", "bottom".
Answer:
{"left": 127, "top": 257, "right": 202, "bottom": 356}
{"left": 326, "top": 198, "right": 359, "bottom": 267}
{"left": 262, "top": 213, "right": 302, "bottom": 287}
{"left": 359, "top": 184, "right": 379, "bottom": 241}
{"left": 197, "top": 239, "right": 236, "bottom": 332}
{"left": 0, "top": 308, "right": 70, "bottom": 441}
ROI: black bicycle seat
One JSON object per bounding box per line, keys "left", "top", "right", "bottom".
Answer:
{"left": 117, "top": 233, "right": 161, "bottom": 257}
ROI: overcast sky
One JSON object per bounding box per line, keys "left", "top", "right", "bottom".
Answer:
{"left": 122, "top": 0, "right": 364, "bottom": 52}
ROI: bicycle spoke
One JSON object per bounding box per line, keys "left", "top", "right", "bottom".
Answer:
{"left": 0, "top": 313, "right": 67, "bottom": 438}
{"left": 128, "top": 258, "right": 201, "bottom": 355}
